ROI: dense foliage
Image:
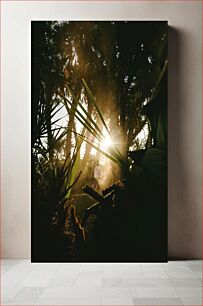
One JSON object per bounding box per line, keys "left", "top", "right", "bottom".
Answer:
{"left": 31, "top": 21, "right": 167, "bottom": 261}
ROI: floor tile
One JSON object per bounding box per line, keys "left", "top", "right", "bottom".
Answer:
{"left": 123, "top": 277, "right": 172, "bottom": 287}
{"left": 54, "top": 270, "right": 80, "bottom": 278}
{"left": 166, "top": 260, "right": 187, "bottom": 266}
{"left": 193, "top": 271, "right": 202, "bottom": 279}
{"left": 1, "top": 259, "right": 25, "bottom": 265}
{"left": 1, "top": 299, "right": 10, "bottom": 305}
{"left": 102, "top": 297, "right": 133, "bottom": 305}
{"left": 2, "top": 287, "right": 22, "bottom": 299}
{"left": 165, "top": 261, "right": 187, "bottom": 266}
{"left": 2, "top": 296, "right": 38, "bottom": 305}
{"left": 141, "top": 264, "right": 165, "bottom": 272}
{"left": 79, "top": 271, "right": 102, "bottom": 278}
{"left": 35, "top": 297, "right": 102, "bottom": 305}
{"left": 164, "top": 265, "right": 192, "bottom": 272}
{"left": 2, "top": 274, "right": 27, "bottom": 287}
{"left": 103, "top": 264, "right": 142, "bottom": 273}
{"left": 133, "top": 297, "right": 183, "bottom": 305}
{"left": 103, "top": 270, "right": 144, "bottom": 278}
{"left": 81, "top": 263, "right": 102, "bottom": 271}
{"left": 103, "top": 263, "right": 134, "bottom": 268}
{"left": 133, "top": 286, "right": 178, "bottom": 298}
{"left": 143, "top": 271, "right": 168, "bottom": 278}
{"left": 41, "top": 286, "right": 101, "bottom": 298}
{"left": 57, "top": 264, "right": 83, "bottom": 272}
{"left": 189, "top": 264, "right": 202, "bottom": 272}
{"left": 74, "top": 277, "right": 102, "bottom": 287}
{"left": 15, "top": 287, "right": 45, "bottom": 298}
{"left": 1, "top": 259, "right": 202, "bottom": 306}
{"left": 180, "top": 296, "right": 202, "bottom": 305}
{"left": 7, "top": 261, "right": 34, "bottom": 273}
{"left": 33, "top": 263, "right": 59, "bottom": 271}
{"left": 47, "top": 277, "right": 76, "bottom": 288}
{"left": 186, "top": 260, "right": 202, "bottom": 266}
{"left": 17, "top": 271, "right": 55, "bottom": 287}
{"left": 102, "top": 286, "right": 132, "bottom": 298}
{"left": 1, "top": 265, "right": 15, "bottom": 274}
{"left": 102, "top": 278, "right": 122, "bottom": 287}
{"left": 175, "top": 286, "right": 202, "bottom": 298}
{"left": 2, "top": 264, "right": 35, "bottom": 287}
{"left": 166, "top": 271, "right": 197, "bottom": 278}
{"left": 169, "top": 278, "right": 202, "bottom": 287}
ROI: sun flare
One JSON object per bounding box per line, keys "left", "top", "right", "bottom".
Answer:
{"left": 100, "top": 134, "right": 113, "bottom": 150}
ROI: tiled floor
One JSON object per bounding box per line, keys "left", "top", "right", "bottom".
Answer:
{"left": 1, "top": 260, "right": 202, "bottom": 305}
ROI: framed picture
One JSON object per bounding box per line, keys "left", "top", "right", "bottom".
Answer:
{"left": 31, "top": 20, "right": 168, "bottom": 262}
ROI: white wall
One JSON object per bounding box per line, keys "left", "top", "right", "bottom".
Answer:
{"left": 1, "top": 1, "right": 202, "bottom": 259}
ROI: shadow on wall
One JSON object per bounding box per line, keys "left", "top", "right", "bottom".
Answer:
{"left": 168, "top": 27, "right": 202, "bottom": 259}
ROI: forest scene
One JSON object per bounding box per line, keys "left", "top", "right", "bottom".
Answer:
{"left": 31, "top": 21, "right": 168, "bottom": 262}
